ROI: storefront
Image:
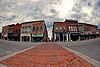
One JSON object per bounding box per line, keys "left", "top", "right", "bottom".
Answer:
{"left": 20, "top": 34, "right": 31, "bottom": 42}
{"left": 31, "top": 34, "right": 44, "bottom": 42}
{"left": 70, "top": 32, "right": 79, "bottom": 41}
{"left": 13, "top": 34, "right": 20, "bottom": 41}
{"left": 2, "top": 34, "right": 8, "bottom": 40}
{"left": 8, "top": 33, "right": 13, "bottom": 41}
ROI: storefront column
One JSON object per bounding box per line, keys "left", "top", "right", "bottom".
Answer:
{"left": 69, "top": 33, "right": 71, "bottom": 41}
{"left": 20, "top": 36, "right": 22, "bottom": 41}
{"left": 66, "top": 33, "right": 68, "bottom": 41}
{"left": 78, "top": 35, "right": 80, "bottom": 41}
{"left": 54, "top": 33, "right": 56, "bottom": 42}
{"left": 63, "top": 33, "right": 64, "bottom": 42}
{"left": 59, "top": 33, "right": 60, "bottom": 42}
{"left": 29, "top": 36, "right": 31, "bottom": 42}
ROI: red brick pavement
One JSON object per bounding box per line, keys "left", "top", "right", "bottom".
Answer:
{"left": 0, "top": 43, "right": 94, "bottom": 67}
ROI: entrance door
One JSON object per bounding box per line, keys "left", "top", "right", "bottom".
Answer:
{"left": 71, "top": 33, "right": 79, "bottom": 41}
{"left": 60, "top": 33, "right": 63, "bottom": 41}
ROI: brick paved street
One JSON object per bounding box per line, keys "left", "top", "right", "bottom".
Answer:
{"left": 0, "top": 43, "right": 94, "bottom": 67}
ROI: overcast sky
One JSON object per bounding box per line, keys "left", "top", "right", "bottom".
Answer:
{"left": 0, "top": 0, "right": 100, "bottom": 39}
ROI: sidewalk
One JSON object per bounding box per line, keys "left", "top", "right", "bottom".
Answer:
{"left": 0, "top": 43, "right": 94, "bottom": 67}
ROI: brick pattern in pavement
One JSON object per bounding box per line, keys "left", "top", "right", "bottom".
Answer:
{"left": 0, "top": 43, "right": 94, "bottom": 67}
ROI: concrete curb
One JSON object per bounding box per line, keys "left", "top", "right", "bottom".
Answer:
{"left": 58, "top": 43, "right": 100, "bottom": 67}
{"left": 0, "top": 43, "right": 45, "bottom": 63}
{"left": 0, "top": 64, "right": 7, "bottom": 67}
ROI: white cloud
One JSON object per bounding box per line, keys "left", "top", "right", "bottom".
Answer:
{"left": 0, "top": 0, "right": 100, "bottom": 38}
{"left": 82, "top": 7, "right": 93, "bottom": 17}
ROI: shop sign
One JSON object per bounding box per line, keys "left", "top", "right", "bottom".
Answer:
{"left": 32, "top": 34, "right": 43, "bottom": 37}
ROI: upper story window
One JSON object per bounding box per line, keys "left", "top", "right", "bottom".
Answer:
{"left": 40, "top": 26, "right": 43, "bottom": 32}
{"left": 75, "top": 26, "right": 77, "bottom": 31}
{"left": 68, "top": 26, "right": 71, "bottom": 31}
{"left": 70, "top": 26, "right": 73, "bottom": 31}
{"left": 56, "top": 27, "right": 58, "bottom": 31}
{"left": 33, "top": 26, "right": 35, "bottom": 32}
{"left": 36, "top": 26, "right": 38, "bottom": 32}
{"left": 24, "top": 27, "right": 27, "bottom": 33}
{"left": 62, "top": 27, "right": 65, "bottom": 31}
{"left": 60, "top": 27, "right": 63, "bottom": 31}
{"left": 22, "top": 27, "right": 25, "bottom": 33}
{"left": 79, "top": 27, "right": 84, "bottom": 32}
{"left": 27, "top": 26, "right": 31, "bottom": 32}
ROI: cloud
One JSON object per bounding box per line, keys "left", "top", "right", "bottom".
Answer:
{"left": 0, "top": 0, "right": 100, "bottom": 39}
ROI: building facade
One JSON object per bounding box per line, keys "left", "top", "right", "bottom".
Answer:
{"left": 20, "top": 20, "right": 49, "bottom": 42}
{"left": 8, "top": 24, "right": 15, "bottom": 41}
{"left": 53, "top": 22, "right": 68, "bottom": 42}
{"left": 65, "top": 19, "right": 79, "bottom": 41}
{"left": 52, "top": 19, "right": 79, "bottom": 42}
{"left": 31, "top": 20, "right": 48, "bottom": 42}
{"left": 20, "top": 21, "right": 33, "bottom": 42}
{"left": 13, "top": 23, "right": 22, "bottom": 41}
{"left": 2, "top": 25, "right": 9, "bottom": 40}
{"left": 79, "top": 23, "right": 99, "bottom": 40}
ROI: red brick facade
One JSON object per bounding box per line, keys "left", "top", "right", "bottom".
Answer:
{"left": 2, "top": 25, "right": 9, "bottom": 40}
{"left": 54, "top": 22, "right": 67, "bottom": 33}
{"left": 13, "top": 23, "right": 22, "bottom": 41}
{"left": 53, "top": 19, "right": 80, "bottom": 42}
{"left": 65, "top": 19, "right": 79, "bottom": 32}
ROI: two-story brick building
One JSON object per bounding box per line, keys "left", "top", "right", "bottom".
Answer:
{"left": 20, "top": 20, "right": 49, "bottom": 42}
{"left": 31, "top": 20, "right": 48, "bottom": 42}
{"left": 65, "top": 19, "right": 79, "bottom": 41}
{"left": 20, "top": 21, "right": 33, "bottom": 42}
{"left": 52, "top": 19, "right": 79, "bottom": 42}
{"left": 53, "top": 22, "right": 68, "bottom": 42}
{"left": 78, "top": 23, "right": 99, "bottom": 40}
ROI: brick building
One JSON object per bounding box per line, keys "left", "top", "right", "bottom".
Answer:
{"left": 20, "top": 21, "right": 33, "bottom": 42}
{"left": 2, "top": 25, "right": 9, "bottom": 40}
{"left": 52, "top": 19, "right": 79, "bottom": 42}
{"left": 53, "top": 22, "right": 67, "bottom": 42}
{"left": 13, "top": 23, "right": 22, "bottom": 41}
{"left": 20, "top": 20, "right": 49, "bottom": 42}
{"left": 78, "top": 23, "right": 99, "bottom": 40}
{"left": 65, "top": 19, "right": 79, "bottom": 41}
{"left": 31, "top": 20, "right": 48, "bottom": 42}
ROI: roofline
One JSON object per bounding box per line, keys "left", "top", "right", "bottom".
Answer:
{"left": 54, "top": 22, "right": 65, "bottom": 24}
{"left": 65, "top": 19, "right": 78, "bottom": 22}
{"left": 78, "top": 22, "right": 97, "bottom": 27}
{"left": 22, "top": 20, "right": 45, "bottom": 24}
